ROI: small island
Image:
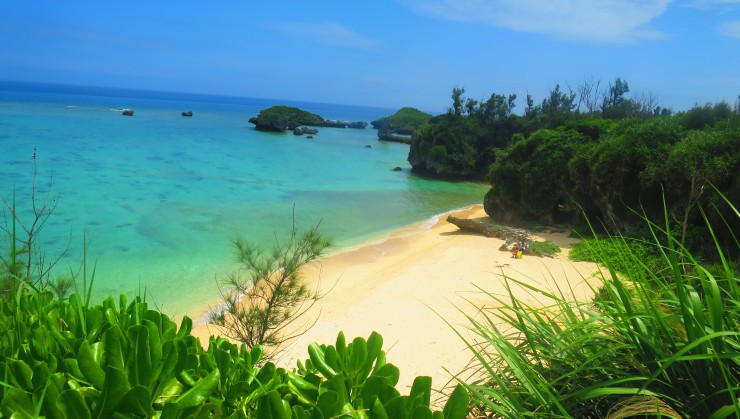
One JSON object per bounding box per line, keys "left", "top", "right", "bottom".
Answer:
{"left": 371, "top": 107, "right": 432, "bottom": 144}
{"left": 248, "top": 105, "right": 368, "bottom": 132}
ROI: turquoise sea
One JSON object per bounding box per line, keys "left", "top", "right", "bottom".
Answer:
{"left": 0, "top": 81, "right": 489, "bottom": 317}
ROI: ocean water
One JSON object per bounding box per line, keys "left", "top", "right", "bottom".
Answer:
{"left": 0, "top": 81, "right": 489, "bottom": 316}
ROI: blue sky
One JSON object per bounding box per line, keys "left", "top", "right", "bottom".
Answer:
{"left": 1, "top": 1, "right": 739, "bottom": 112}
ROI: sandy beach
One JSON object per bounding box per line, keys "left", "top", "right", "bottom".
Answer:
{"left": 192, "top": 204, "right": 600, "bottom": 394}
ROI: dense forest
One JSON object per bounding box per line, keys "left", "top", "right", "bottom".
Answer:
{"left": 408, "top": 79, "right": 740, "bottom": 254}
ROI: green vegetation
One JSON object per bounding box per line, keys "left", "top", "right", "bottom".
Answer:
{"left": 371, "top": 107, "right": 433, "bottom": 135}
{"left": 207, "top": 221, "right": 331, "bottom": 361}
{"left": 256, "top": 105, "right": 324, "bottom": 125}
{"left": 247, "top": 106, "right": 324, "bottom": 132}
{"left": 407, "top": 79, "right": 739, "bottom": 259}
{"left": 456, "top": 201, "right": 740, "bottom": 418}
{"left": 527, "top": 240, "right": 561, "bottom": 257}
{"left": 0, "top": 286, "right": 468, "bottom": 417}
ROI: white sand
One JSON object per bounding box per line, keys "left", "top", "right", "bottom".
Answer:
{"left": 192, "top": 205, "right": 599, "bottom": 394}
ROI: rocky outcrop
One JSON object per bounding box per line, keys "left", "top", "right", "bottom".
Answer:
{"left": 372, "top": 107, "right": 432, "bottom": 143}
{"left": 249, "top": 105, "right": 367, "bottom": 132}
{"left": 294, "top": 127, "right": 319, "bottom": 136}
{"left": 182, "top": 111, "right": 193, "bottom": 117}
{"left": 303, "top": 120, "right": 367, "bottom": 129}
{"left": 122, "top": 109, "right": 134, "bottom": 116}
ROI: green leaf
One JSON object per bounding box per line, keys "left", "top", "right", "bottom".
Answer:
{"left": 257, "top": 390, "right": 290, "bottom": 419}
{"left": 372, "top": 397, "right": 389, "bottom": 419}
{"left": 8, "top": 360, "right": 33, "bottom": 391}
{"left": 103, "top": 325, "right": 126, "bottom": 371}
{"left": 173, "top": 368, "right": 220, "bottom": 410}
{"left": 371, "top": 363, "right": 400, "bottom": 386}
{"left": 78, "top": 340, "right": 105, "bottom": 389}
{"left": 316, "top": 390, "right": 341, "bottom": 418}
{"left": 1, "top": 387, "right": 35, "bottom": 418}
{"left": 308, "top": 344, "right": 337, "bottom": 378}
{"left": 118, "top": 385, "right": 154, "bottom": 416}
{"left": 442, "top": 385, "right": 468, "bottom": 419}
{"left": 126, "top": 324, "right": 154, "bottom": 387}
{"left": 411, "top": 405, "right": 434, "bottom": 419}
{"left": 177, "top": 316, "right": 192, "bottom": 338}
{"left": 349, "top": 337, "right": 368, "bottom": 378}
{"left": 410, "top": 376, "right": 432, "bottom": 407}
{"left": 56, "top": 389, "right": 92, "bottom": 419}
{"left": 92, "top": 366, "right": 130, "bottom": 419}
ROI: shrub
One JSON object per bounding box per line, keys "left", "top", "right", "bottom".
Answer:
{"left": 456, "top": 200, "right": 740, "bottom": 418}
{"left": 0, "top": 287, "right": 469, "bottom": 417}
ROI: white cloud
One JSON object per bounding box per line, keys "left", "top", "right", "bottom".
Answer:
{"left": 270, "top": 21, "right": 380, "bottom": 48}
{"left": 400, "top": 0, "right": 675, "bottom": 43}
{"left": 719, "top": 20, "right": 740, "bottom": 37}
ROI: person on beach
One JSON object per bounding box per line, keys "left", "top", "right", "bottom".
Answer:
{"left": 512, "top": 243, "right": 520, "bottom": 259}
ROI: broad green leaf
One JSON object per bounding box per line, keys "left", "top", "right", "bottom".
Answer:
{"left": 317, "top": 390, "right": 341, "bottom": 418}
{"left": 349, "top": 337, "right": 368, "bottom": 378}
{"left": 8, "top": 360, "right": 33, "bottom": 391}
{"left": 154, "top": 377, "right": 184, "bottom": 406}
{"left": 143, "top": 319, "right": 163, "bottom": 371}
{"left": 173, "top": 368, "right": 220, "bottom": 409}
{"left": 257, "top": 390, "right": 290, "bottom": 419}
{"left": 412, "top": 405, "right": 434, "bottom": 419}
{"left": 372, "top": 397, "right": 389, "bottom": 419}
{"left": 103, "top": 325, "right": 126, "bottom": 371}
{"left": 92, "top": 366, "right": 130, "bottom": 419}
{"left": 410, "top": 376, "right": 432, "bottom": 407}
{"left": 371, "top": 363, "right": 400, "bottom": 386}
{"left": 56, "top": 389, "right": 91, "bottom": 419}
{"left": 78, "top": 340, "right": 105, "bottom": 389}
{"left": 1, "top": 387, "right": 35, "bottom": 418}
{"left": 31, "top": 363, "right": 51, "bottom": 390}
{"left": 308, "top": 344, "right": 337, "bottom": 378}
{"left": 126, "top": 324, "right": 154, "bottom": 387}
{"left": 442, "top": 385, "right": 468, "bottom": 419}
{"left": 118, "top": 385, "right": 154, "bottom": 416}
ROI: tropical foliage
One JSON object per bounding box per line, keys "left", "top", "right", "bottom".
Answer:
{"left": 407, "top": 79, "right": 739, "bottom": 257}
{"left": 0, "top": 286, "right": 468, "bottom": 417}
{"left": 456, "top": 200, "right": 740, "bottom": 418}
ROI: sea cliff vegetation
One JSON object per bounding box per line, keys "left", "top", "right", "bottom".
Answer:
{"left": 371, "top": 107, "right": 432, "bottom": 144}
{"left": 408, "top": 79, "right": 739, "bottom": 258}
{"left": 248, "top": 106, "right": 367, "bottom": 132}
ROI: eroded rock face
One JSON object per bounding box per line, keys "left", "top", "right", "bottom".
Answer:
{"left": 122, "top": 109, "right": 134, "bottom": 116}
{"left": 249, "top": 115, "right": 288, "bottom": 132}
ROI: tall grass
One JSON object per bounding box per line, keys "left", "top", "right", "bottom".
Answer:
{"left": 456, "top": 199, "right": 739, "bottom": 418}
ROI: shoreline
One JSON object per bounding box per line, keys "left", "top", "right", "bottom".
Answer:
{"left": 190, "top": 204, "right": 600, "bottom": 391}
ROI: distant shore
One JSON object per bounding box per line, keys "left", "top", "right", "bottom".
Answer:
{"left": 191, "top": 205, "right": 600, "bottom": 392}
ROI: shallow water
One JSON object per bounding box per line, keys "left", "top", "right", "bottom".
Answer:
{"left": 0, "top": 81, "right": 489, "bottom": 316}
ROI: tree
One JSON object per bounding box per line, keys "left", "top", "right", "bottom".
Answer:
{"left": 0, "top": 148, "right": 71, "bottom": 300}
{"left": 601, "top": 77, "right": 631, "bottom": 118}
{"left": 207, "top": 218, "right": 331, "bottom": 360}
{"left": 450, "top": 86, "right": 465, "bottom": 116}
{"left": 576, "top": 76, "right": 604, "bottom": 114}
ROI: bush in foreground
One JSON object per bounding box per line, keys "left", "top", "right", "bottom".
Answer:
{"left": 0, "top": 286, "right": 468, "bottom": 417}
